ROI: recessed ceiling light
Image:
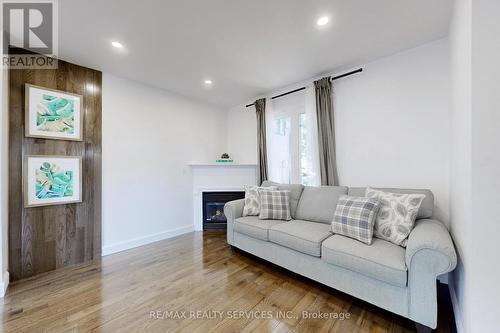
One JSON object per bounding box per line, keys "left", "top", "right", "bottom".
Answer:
{"left": 111, "top": 41, "right": 123, "bottom": 49}
{"left": 204, "top": 79, "right": 213, "bottom": 85}
{"left": 316, "top": 16, "right": 329, "bottom": 26}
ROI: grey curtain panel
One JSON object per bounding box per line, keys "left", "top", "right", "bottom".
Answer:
{"left": 255, "top": 98, "right": 268, "bottom": 185}
{"left": 314, "top": 77, "right": 339, "bottom": 186}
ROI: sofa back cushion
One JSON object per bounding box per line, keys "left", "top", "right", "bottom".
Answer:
{"left": 348, "top": 187, "right": 434, "bottom": 219}
{"left": 261, "top": 181, "right": 304, "bottom": 218}
{"left": 295, "top": 185, "right": 349, "bottom": 224}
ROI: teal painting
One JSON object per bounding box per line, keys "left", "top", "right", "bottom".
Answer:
{"left": 26, "top": 84, "right": 82, "bottom": 141}
{"left": 25, "top": 156, "right": 81, "bottom": 207}
{"left": 36, "top": 94, "right": 75, "bottom": 134}
{"left": 35, "top": 162, "right": 74, "bottom": 199}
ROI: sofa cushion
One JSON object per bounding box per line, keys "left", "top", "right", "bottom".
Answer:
{"left": 261, "top": 181, "right": 304, "bottom": 219}
{"left": 295, "top": 185, "right": 349, "bottom": 224}
{"left": 234, "top": 217, "right": 284, "bottom": 241}
{"left": 269, "top": 220, "right": 332, "bottom": 257}
{"left": 322, "top": 235, "right": 407, "bottom": 287}
{"left": 348, "top": 187, "right": 434, "bottom": 219}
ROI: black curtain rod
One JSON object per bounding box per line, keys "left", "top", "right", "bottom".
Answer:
{"left": 245, "top": 68, "right": 363, "bottom": 107}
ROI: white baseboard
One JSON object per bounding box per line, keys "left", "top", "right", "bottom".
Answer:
{"left": 0, "top": 271, "right": 9, "bottom": 297}
{"left": 448, "top": 279, "right": 464, "bottom": 333}
{"left": 102, "top": 225, "right": 194, "bottom": 256}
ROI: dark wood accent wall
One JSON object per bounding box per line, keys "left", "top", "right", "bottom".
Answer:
{"left": 8, "top": 59, "right": 102, "bottom": 281}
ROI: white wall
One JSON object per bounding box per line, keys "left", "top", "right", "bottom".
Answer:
{"left": 448, "top": 0, "right": 472, "bottom": 331}
{"left": 226, "top": 105, "right": 257, "bottom": 164}
{"left": 449, "top": 1, "right": 500, "bottom": 332}
{"left": 469, "top": 0, "right": 500, "bottom": 328}
{"left": 334, "top": 39, "right": 450, "bottom": 223}
{"left": 467, "top": 0, "right": 500, "bottom": 331}
{"left": 102, "top": 74, "right": 226, "bottom": 255}
{"left": 0, "top": 20, "right": 10, "bottom": 296}
{"left": 227, "top": 39, "right": 450, "bottom": 223}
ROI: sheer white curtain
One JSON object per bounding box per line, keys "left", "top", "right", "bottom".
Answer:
{"left": 266, "top": 84, "right": 320, "bottom": 186}
{"left": 266, "top": 96, "right": 291, "bottom": 183}
{"left": 302, "top": 83, "right": 321, "bottom": 186}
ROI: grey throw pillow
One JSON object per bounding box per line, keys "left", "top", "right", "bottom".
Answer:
{"left": 365, "top": 187, "right": 425, "bottom": 247}
{"left": 242, "top": 185, "right": 277, "bottom": 216}
{"left": 258, "top": 189, "right": 291, "bottom": 221}
{"left": 332, "top": 195, "right": 380, "bottom": 245}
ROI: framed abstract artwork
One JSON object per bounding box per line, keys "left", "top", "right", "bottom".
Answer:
{"left": 24, "top": 155, "right": 82, "bottom": 208}
{"left": 25, "top": 84, "right": 83, "bottom": 141}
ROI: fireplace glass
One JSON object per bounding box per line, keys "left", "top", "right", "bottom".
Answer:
{"left": 202, "top": 191, "right": 245, "bottom": 230}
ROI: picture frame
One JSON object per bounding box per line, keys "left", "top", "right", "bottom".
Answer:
{"left": 23, "top": 155, "right": 83, "bottom": 208}
{"left": 25, "top": 84, "right": 84, "bottom": 141}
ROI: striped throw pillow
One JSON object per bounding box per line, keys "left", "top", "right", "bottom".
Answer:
{"left": 332, "top": 195, "right": 380, "bottom": 245}
{"left": 258, "top": 189, "right": 291, "bottom": 221}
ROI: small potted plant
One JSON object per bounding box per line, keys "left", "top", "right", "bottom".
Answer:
{"left": 216, "top": 153, "right": 233, "bottom": 163}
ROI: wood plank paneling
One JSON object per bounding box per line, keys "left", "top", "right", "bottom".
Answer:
{"left": 8, "top": 57, "right": 102, "bottom": 281}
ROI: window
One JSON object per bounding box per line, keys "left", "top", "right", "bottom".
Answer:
{"left": 266, "top": 86, "right": 320, "bottom": 186}
{"left": 270, "top": 116, "right": 291, "bottom": 183}
{"left": 299, "top": 113, "right": 317, "bottom": 186}
{"left": 274, "top": 118, "right": 289, "bottom": 136}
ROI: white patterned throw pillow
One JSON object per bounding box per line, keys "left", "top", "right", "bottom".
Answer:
{"left": 242, "top": 185, "right": 277, "bottom": 216}
{"left": 365, "top": 188, "right": 425, "bottom": 247}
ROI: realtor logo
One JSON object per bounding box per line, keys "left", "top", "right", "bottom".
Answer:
{"left": 2, "top": 0, "right": 58, "bottom": 68}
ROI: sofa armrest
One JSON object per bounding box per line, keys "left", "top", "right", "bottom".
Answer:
{"left": 224, "top": 199, "right": 245, "bottom": 245}
{"left": 406, "top": 219, "right": 457, "bottom": 273}
{"left": 406, "top": 219, "right": 457, "bottom": 328}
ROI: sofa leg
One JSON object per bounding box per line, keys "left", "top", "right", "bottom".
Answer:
{"left": 415, "top": 322, "right": 432, "bottom": 333}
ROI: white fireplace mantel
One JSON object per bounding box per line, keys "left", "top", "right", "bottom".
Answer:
{"left": 190, "top": 163, "right": 257, "bottom": 231}
{"left": 189, "top": 163, "right": 258, "bottom": 167}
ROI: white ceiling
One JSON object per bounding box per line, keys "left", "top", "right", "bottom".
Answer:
{"left": 58, "top": 0, "right": 453, "bottom": 108}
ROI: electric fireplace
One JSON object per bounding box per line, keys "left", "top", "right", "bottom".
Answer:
{"left": 202, "top": 191, "right": 245, "bottom": 230}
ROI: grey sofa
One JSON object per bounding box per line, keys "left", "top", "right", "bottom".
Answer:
{"left": 224, "top": 181, "right": 457, "bottom": 331}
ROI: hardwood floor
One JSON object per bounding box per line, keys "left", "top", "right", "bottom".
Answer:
{"left": 0, "top": 231, "right": 456, "bottom": 333}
